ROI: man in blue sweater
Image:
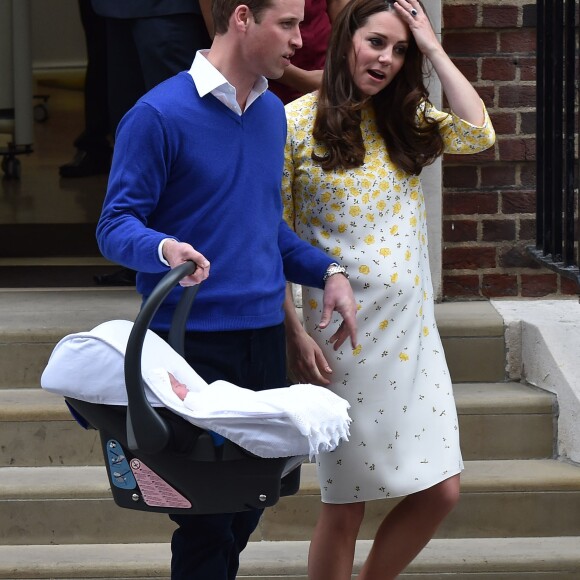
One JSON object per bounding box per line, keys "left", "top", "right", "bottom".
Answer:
{"left": 96, "top": 0, "right": 357, "bottom": 578}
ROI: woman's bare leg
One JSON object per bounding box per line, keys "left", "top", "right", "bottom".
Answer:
{"left": 358, "top": 474, "right": 461, "bottom": 580}
{"left": 308, "top": 502, "right": 366, "bottom": 580}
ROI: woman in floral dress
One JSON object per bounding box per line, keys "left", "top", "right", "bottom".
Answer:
{"left": 282, "top": 0, "right": 495, "bottom": 578}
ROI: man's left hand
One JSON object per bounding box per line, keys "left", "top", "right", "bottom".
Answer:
{"left": 319, "top": 273, "right": 358, "bottom": 350}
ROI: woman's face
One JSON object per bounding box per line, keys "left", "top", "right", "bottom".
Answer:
{"left": 348, "top": 10, "right": 409, "bottom": 97}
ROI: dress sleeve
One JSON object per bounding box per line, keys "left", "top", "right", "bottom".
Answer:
{"left": 280, "top": 97, "right": 331, "bottom": 289}
{"left": 282, "top": 109, "right": 298, "bottom": 230}
{"left": 420, "top": 100, "right": 496, "bottom": 155}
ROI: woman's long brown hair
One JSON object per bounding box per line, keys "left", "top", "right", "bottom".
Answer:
{"left": 312, "top": 0, "right": 444, "bottom": 174}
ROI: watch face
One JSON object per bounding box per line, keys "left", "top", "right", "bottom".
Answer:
{"left": 324, "top": 264, "right": 348, "bottom": 281}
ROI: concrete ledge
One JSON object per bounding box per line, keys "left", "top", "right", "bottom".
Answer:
{"left": 436, "top": 301, "right": 504, "bottom": 338}
{"left": 0, "top": 288, "right": 140, "bottom": 339}
{"left": 6, "top": 458, "right": 577, "bottom": 502}
{"left": 4, "top": 382, "right": 553, "bottom": 421}
{"left": 435, "top": 302, "right": 506, "bottom": 382}
{"left": 1, "top": 537, "right": 579, "bottom": 578}
{"left": 1, "top": 382, "right": 555, "bottom": 466}
{"left": 0, "top": 389, "right": 73, "bottom": 420}
{"left": 4, "top": 459, "right": 580, "bottom": 546}
{"left": 454, "top": 382, "right": 554, "bottom": 414}
{"left": 0, "top": 292, "right": 500, "bottom": 339}
{"left": 492, "top": 299, "right": 580, "bottom": 464}
{"left": 261, "top": 460, "right": 580, "bottom": 541}
{"left": 1, "top": 294, "right": 507, "bottom": 387}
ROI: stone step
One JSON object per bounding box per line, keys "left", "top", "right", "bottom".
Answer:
{"left": 0, "top": 292, "right": 505, "bottom": 388}
{"left": 262, "top": 459, "right": 580, "bottom": 542}
{"left": 0, "top": 382, "right": 555, "bottom": 467}
{"left": 1, "top": 460, "right": 580, "bottom": 546}
{"left": 454, "top": 381, "right": 555, "bottom": 460}
{"left": 1, "top": 537, "right": 579, "bottom": 579}
{"left": 0, "top": 256, "right": 121, "bottom": 289}
{"left": 435, "top": 302, "right": 505, "bottom": 383}
{"left": 0, "top": 388, "right": 103, "bottom": 467}
{"left": 0, "top": 289, "right": 140, "bottom": 389}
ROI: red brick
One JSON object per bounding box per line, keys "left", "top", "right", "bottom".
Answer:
{"left": 443, "top": 192, "right": 499, "bottom": 215}
{"left": 481, "top": 6, "right": 519, "bottom": 28}
{"left": 442, "top": 5, "right": 478, "bottom": 29}
{"left": 443, "top": 219, "right": 478, "bottom": 242}
{"left": 451, "top": 57, "right": 478, "bottom": 82}
{"left": 519, "top": 57, "right": 536, "bottom": 81}
{"left": 482, "top": 219, "right": 516, "bottom": 242}
{"left": 443, "top": 165, "right": 478, "bottom": 188}
{"left": 482, "top": 57, "right": 517, "bottom": 81}
{"left": 481, "top": 165, "right": 517, "bottom": 187}
{"left": 520, "top": 163, "right": 537, "bottom": 188}
{"left": 520, "top": 111, "right": 536, "bottom": 134}
{"left": 502, "top": 190, "right": 536, "bottom": 214}
{"left": 489, "top": 112, "right": 517, "bottom": 135}
{"left": 500, "top": 29, "right": 536, "bottom": 53}
{"left": 477, "top": 85, "right": 496, "bottom": 108}
{"left": 443, "top": 31, "right": 497, "bottom": 55}
{"left": 443, "top": 246, "right": 497, "bottom": 270}
{"left": 499, "top": 244, "right": 540, "bottom": 269}
{"left": 432, "top": 2, "right": 550, "bottom": 298}
{"left": 498, "top": 84, "right": 536, "bottom": 108}
{"left": 443, "top": 274, "right": 482, "bottom": 299}
{"left": 482, "top": 274, "right": 519, "bottom": 297}
{"left": 444, "top": 147, "right": 495, "bottom": 164}
{"left": 498, "top": 138, "right": 536, "bottom": 162}
{"left": 519, "top": 218, "right": 536, "bottom": 240}
{"left": 521, "top": 273, "right": 558, "bottom": 297}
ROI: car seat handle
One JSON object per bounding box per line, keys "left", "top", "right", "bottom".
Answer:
{"left": 125, "top": 261, "right": 198, "bottom": 454}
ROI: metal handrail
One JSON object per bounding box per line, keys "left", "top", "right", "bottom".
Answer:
{"left": 530, "top": 0, "right": 579, "bottom": 287}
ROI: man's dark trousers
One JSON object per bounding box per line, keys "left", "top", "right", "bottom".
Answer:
{"left": 158, "top": 324, "right": 287, "bottom": 580}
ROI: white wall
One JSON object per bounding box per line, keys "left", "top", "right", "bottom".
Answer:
{"left": 423, "top": 0, "right": 443, "bottom": 301}
{"left": 30, "top": 0, "right": 86, "bottom": 70}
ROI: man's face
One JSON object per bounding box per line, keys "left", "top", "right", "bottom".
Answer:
{"left": 244, "top": 0, "right": 304, "bottom": 80}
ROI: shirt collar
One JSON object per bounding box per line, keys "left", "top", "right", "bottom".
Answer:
{"left": 189, "top": 50, "right": 269, "bottom": 114}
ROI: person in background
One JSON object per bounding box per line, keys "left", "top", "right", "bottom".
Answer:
{"left": 91, "top": 0, "right": 212, "bottom": 285}
{"left": 268, "top": 0, "right": 348, "bottom": 104}
{"left": 59, "top": 1, "right": 111, "bottom": 178}
{"left": 95, "top": 0, "right": 358, "bottom": 577}
{"left": 91, "top": 0, "right": 212, "bottom": 134}
{"left": 282, "top": 0, "right": 495, "bottom": 577}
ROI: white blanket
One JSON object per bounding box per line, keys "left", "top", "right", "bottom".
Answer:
{"left": 41, "top": 320, "right": 351, "bottom": 459}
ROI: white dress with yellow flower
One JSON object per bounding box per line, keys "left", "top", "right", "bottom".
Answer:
{"left": 283, "top": 92, "right": 495, "bottom": 503}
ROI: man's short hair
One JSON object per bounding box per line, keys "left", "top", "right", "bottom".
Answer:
{"left": 212, "top": 0, "right": 275, "bottom": 35}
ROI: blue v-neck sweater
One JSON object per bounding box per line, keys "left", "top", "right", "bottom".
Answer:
{"left": 97, "top": 72, "right": 331, "bottom": 332}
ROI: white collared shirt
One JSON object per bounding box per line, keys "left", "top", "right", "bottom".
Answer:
{"left": 188, "top": 49, "right": 268, "bottom": 115}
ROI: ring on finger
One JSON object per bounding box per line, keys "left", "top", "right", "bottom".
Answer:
{"left": 410, "top": 8, "right": 418, "bottom": 16}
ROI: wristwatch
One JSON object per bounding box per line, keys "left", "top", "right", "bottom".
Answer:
{"left": 323, "top": 262, "right": 349, "bottom": 283}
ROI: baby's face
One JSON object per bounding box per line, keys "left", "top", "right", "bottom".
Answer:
{"left": 168, "top": 372, "right": 189, "bottom": 400}
{"left": 168, "top": 372, "right": 184, "bottom": 389}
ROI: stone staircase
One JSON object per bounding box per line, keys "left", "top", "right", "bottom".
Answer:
{"left": 1, "top": 290, "right": 580, "bottom": 579}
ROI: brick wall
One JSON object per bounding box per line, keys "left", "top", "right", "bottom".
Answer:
{"left": 440, "top": 0, "right": 578, "bottom": 299}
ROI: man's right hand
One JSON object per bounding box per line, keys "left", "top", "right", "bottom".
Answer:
{"left": 162, "top": 239, "right": 210, "bottom": 286}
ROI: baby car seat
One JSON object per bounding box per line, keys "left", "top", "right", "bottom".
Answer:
{"left": 64, "top": 261, "right": 302, "bottom": 514}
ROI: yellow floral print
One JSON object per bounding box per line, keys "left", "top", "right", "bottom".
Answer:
{"left": 281, "top": 92, "right": 494, "bottom": 504}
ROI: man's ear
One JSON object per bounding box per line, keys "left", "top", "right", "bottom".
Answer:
{"left": 233, "top": 4, "right": 252, "bottom": 30}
